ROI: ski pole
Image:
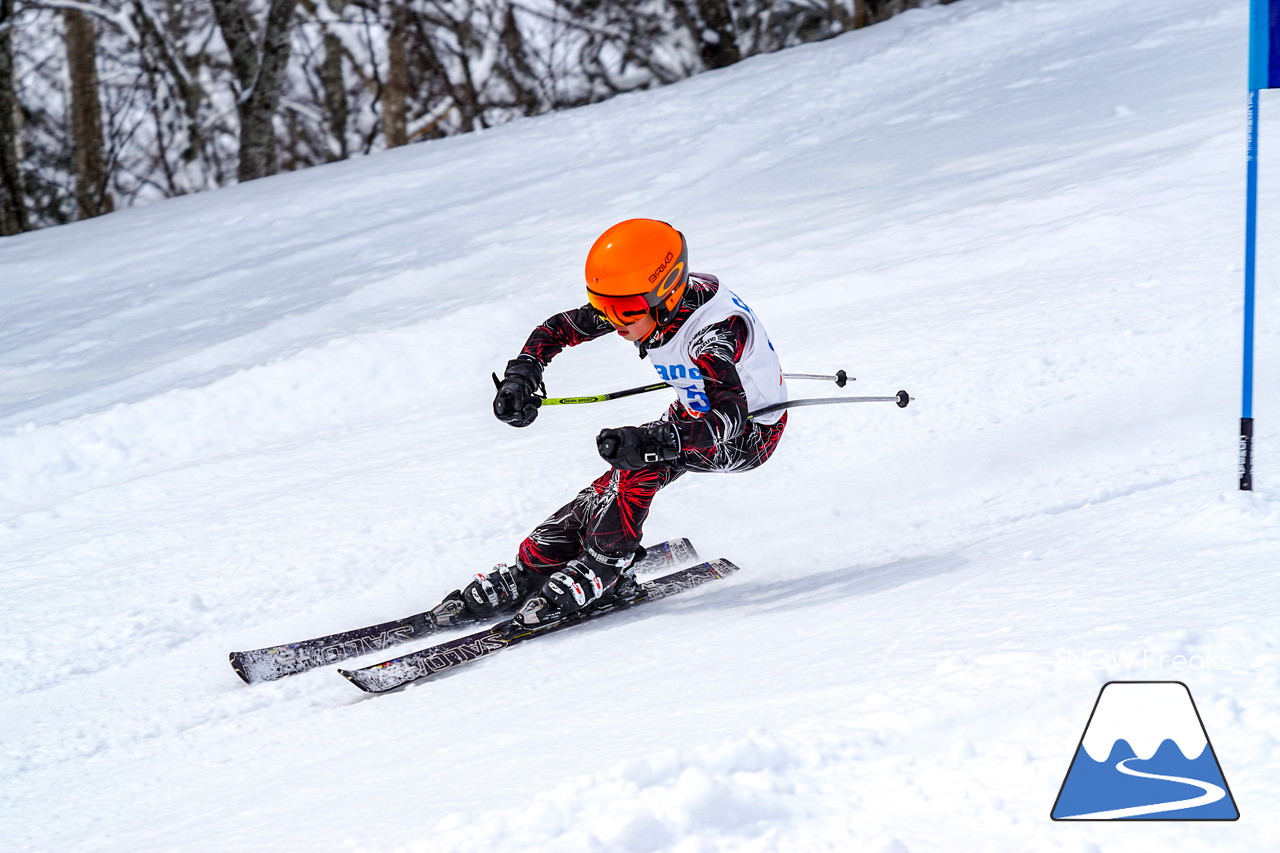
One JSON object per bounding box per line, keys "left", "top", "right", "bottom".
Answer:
{"left": 491, "top": 370, "right": 855, "bottom": 406}
{"left": 540, "top": 382, "right": 668, "bottom": 406}
{"left": 782, "top": 369, "right": 851, "bottom": 387}
{"left": 748, "top": 390, "right": 912, "bottom": 419}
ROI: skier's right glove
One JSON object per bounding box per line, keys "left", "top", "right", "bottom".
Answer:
{"left": 596, "top": 422, "right": 681, "bottom": 470}
{"left": 493, "top": 357, "right": 543, "bottom": 428}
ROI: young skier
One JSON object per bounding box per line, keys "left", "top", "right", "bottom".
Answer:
{"left": 431, "top": 218, "right": 788, "bottom": 629}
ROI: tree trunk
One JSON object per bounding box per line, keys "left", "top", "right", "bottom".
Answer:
{"left": 854, "top": 1, "right": 872, "bottom": 28}
{"left": 320, "top": 29, "right": 349, "bottom": 160}
{"left": 694, "top": 0, "right": 740, "bottom": 69}
{"left": 241, "top": 0, "right": 299, "bottom": 180}
{"left": 64, "top": 7, "right": 114, "bottom": 218}
{"left": 210, "top": 0, "right": 300, "bottom": 182}
{"left": 382, "top": 2, "right": 408, "bottom": 148}
{"left": 0, "top": 0, "right": 30, "bottom": 234}
{"left": 300, "top": 0, "right": 351, "bottom": 161}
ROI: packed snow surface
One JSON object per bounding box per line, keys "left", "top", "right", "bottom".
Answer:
{"left": 3, "top": 0, "right": 1279, "bottom": 850}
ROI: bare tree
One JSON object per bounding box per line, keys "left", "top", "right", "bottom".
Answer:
{"left": 128, "top": 0, "right": 222, "bottom": 193}
{"left": 315, "top": 0, "right": 350, "bottom": 160}
{"left": 382, "top": 1, "right": 407, "bottom": 148}
{"left": 853, "top": 0, "right": 870, "bottom": 28}
{"left": 295, "top": 0, "right": 370, "bottom": 161}
{"left": 0, "top": 0, "right": 28, "bottom": 234}
{"left": 64, "top": 6, "right": 114, "bottom": 218}
{"left": 210, "top": 0, "right": 301, "bottom": 181}
{"left": 686, "top": 0, "right": 740, "bottom": 69}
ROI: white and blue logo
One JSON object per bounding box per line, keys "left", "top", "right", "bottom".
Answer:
{"left": 652, "top": 364, "right": 710, "bottom": 413}
{"left": 1051, "top": 681, "right": 1238, "bottom": 820}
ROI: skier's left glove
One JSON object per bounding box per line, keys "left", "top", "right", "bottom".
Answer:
{"left": 493, "top": 358, "right": 544, "bottom": 428}
{"left": 596, "top": 423, "right": 681, "bottom": 470}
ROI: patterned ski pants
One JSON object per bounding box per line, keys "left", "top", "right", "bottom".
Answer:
{"left": 517, "top": 412, "right": 786, "bottom": 575}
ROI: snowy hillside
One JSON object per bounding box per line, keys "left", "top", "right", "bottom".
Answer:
{"left": 3, "top": 0, "right": 1278, "bottom": 850}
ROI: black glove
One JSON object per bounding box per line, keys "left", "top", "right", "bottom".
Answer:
{"left": 493, "top": 358, "right": 543, "bottom": 428}
{"left": 596, "top": 422, "right": 681, "bottom": 470}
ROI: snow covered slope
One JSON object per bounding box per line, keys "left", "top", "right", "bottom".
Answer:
{"left": 3, "top": 0, "right": 1278, "bottom": 850}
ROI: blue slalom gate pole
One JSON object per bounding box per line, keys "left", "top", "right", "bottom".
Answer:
{"left": 1242, "top": 87, "right": 1260, "bottom": 491}
{"left": 1241, "top": 0, "right": 1279, "bottom": 490}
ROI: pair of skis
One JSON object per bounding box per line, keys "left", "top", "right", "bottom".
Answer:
{"left": 229, "top": 539, "right": 737, "bottom": 693}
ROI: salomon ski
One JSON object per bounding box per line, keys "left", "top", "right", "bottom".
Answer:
{"left": 339, "top": 557, "right": 738, "bottom": 694}
{"left": 229, "top": 538, "right": 699, "bottom": 683}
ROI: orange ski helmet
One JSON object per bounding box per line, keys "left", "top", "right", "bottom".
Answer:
{"left": 585, "top": 219, "right": 688, "bottom": 327}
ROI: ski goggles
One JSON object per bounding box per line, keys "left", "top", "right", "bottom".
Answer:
{"left": 587, "top": 290, "right": 655, "bottom": 327}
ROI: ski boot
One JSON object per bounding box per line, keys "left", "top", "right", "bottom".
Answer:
{"left": 430, "top": 562, "right": 533, "bottom": 627}
{"left": 511, "top": 549, "right": 640, "bottom": 629}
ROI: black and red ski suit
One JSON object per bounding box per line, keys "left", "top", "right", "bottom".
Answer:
{"left": 512, "top": 274, "right": 787, "bottom": 577}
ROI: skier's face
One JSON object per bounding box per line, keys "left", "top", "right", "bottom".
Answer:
{"left": 613, "top": 312, "right": 656, "bottom": 342}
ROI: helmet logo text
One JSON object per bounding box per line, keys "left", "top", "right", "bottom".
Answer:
{"left": 649, "top": 252, "right": 675, "bottom": 284}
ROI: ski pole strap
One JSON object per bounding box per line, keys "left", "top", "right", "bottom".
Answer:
{"left": 491, "top": 371, "right": 552, "bottom": 403}
{"left": 748, "top": 390, "right": 912, "bottom": 419}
